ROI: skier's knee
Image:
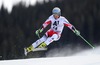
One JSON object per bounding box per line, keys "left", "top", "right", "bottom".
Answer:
{"left": 52, "top": 34, "right": 59, "bottom": 41}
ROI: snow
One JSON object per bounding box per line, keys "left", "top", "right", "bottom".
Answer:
{"left": 0, "top": 56, "right": 100, "bottom": 65}
{"left": 0, "top": 46, "right": 100, "bottom": 65}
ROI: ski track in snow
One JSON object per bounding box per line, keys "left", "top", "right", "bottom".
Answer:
{"left": 0, "top": 46, "right": 100, "bottom": 65}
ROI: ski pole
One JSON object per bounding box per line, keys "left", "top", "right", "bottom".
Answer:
{"left": 37, "top": 25, "right": 43, "bottom": 39}
{"left": 37, "top": 33, "right": 40, "bottom": 39}
{"left": 79, "top": 34, "right": 94, "bottom": 49}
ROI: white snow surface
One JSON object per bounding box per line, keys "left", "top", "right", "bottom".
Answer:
{"left": 0, "top": 46, "right": 100, "bottom": 65}
{"left": 0, "top": 56, "right": 100, "bottom": 65}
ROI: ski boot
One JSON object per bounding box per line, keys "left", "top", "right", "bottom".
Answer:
{"left": 35, "top": 42, "right": 48, "bottom": 51}
{"left": 24, "top": 45, "right": 34, "bottom": 56}
{"left": 38, "top": 42, "right": 47, "bottom": 48}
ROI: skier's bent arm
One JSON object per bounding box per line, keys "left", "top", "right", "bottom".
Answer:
{"left": 35, "top": 20, "right": 51, "bottom": 35}
{"left": 64, "top": 23, "right": 80, "bottom": 36}
{"left": 63, "top": 17, "right": 80, "bottom": 36}
{"left": 42, "top": 20, "right": 51, "bottom": 30}
{"left": 64, "top": 23, "right": 76, "bottom": 32}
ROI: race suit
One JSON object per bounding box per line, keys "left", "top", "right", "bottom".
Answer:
{"left": 32, "top": 15, "right": 75, "bottom": 48}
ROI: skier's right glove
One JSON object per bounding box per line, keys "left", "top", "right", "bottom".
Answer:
{"left": 35, "top": 29, "right": 43, "bottom": 35}
{"left": 74, "top": 29, "right": 80, "bottom": 36}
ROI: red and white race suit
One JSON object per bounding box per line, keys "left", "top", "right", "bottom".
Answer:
{"left": 32, "top": 15, "right": 75, "bottom": 48}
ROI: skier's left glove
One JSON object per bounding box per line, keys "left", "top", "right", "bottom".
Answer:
{"left": 35, "top": 29, "right": 43, "bottom": 35}
{"left": 74, "top": 29, "right": 80, "bottom": 36}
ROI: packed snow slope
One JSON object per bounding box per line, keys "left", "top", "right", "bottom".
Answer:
{"left": 0, "top": 46, "right": 100, "bottom": 65}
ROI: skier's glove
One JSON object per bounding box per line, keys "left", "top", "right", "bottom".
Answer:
{"left": 74, "top": 29, "right": 80, "bottom": 36}
{"left": 35, "top": 29, "right": 43, "bottom": 35}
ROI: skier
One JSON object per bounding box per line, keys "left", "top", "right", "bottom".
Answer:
{"left": 24, "top": 7, "right": 80, "bottom": 55}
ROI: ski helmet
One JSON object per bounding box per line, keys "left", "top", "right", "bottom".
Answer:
{"left": 52, "top": 7, "right": 61, "bottom": 16}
